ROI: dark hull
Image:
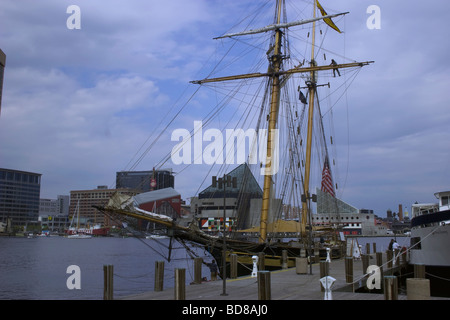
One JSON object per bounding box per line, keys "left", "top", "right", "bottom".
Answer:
{"left": 403, "top": 264, "right": 450, "bottom": 298}
{"left": 174, "top": 229, "right": 342, "bottom": 278}
{"left": 97, "top": 205, "right": 342, "bottom": 278}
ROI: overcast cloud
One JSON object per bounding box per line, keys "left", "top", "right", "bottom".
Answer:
{"left": 1, "top": 0, "right": 449, "bottom": 217}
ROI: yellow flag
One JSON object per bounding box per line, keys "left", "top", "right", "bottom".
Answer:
{"left": 316, "top": 0, "right": 341, "bottom": 33}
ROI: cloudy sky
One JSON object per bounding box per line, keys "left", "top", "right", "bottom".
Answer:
{"left": 1, "top": 0, "right": 449, "bottom": 217}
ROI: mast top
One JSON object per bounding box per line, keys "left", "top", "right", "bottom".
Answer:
{"left": 213, "top": 12, "right": 349, "bottom": 40}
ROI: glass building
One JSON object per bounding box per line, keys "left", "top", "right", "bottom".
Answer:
{"left": 0, "top": 168, "right": 42, "bottom": 228}
{"left": 116, "top": 169, "right": 174, "bottom": 193}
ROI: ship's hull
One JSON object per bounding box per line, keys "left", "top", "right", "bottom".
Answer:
{"left": 96, "top": 205, "right": 342, "bottom": 277}
{"left": 66, "top": 226, "right": 109, "bottom": 236}
{"left": 409, "top": 209, "right": 450, "bottom": 297}
{"left": 202, "top": 237, "right": 342, "bottom": 278}
{"left": 410, "top": 209, "right": 450, "bottom": 266}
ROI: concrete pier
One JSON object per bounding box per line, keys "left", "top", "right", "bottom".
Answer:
{"left": 121, "top": 252, "right": 445, "bottom": 300}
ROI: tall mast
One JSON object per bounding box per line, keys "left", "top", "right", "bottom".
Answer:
{"left": 190, "top": 0, "right": 373, "bottom": 242}
{"left": 259, "top": 0, "right": 283, "bottom": 243}
{"left": 301, "top": 1, "right": 317, "bottom": 227}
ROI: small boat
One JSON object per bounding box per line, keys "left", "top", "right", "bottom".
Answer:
{"left": 66, "top": 200, "right": 92, "bottom": 239}
{"left": 67, "top": 233, "right": 92, "bottom": 239}
{"left": 145, "top": 234, "right": 169, "bottom": 240}
{"left": 410, "top": 190, "right": 450, "bottom": 296}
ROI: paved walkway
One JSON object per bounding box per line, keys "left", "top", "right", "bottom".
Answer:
{"left": 121, "top": 255, "right": 392, "bottom": 300}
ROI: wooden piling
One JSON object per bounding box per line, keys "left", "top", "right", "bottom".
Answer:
{"left": 174, "top": 268, "right": 186, "bottom": 300}
{"left": 258, "top": 252, "right": 265, "bottom": 271}
{"left": 414, "top": 264, "right": 426, "bottom": 278}
{"left": 194, "top": 257, "right": 203, "bottom": 284}
{"left": 154, "top": 261, "right": 164, "bottom": 292}
{"left": 384, "top": 276, "right": 398, "bottom": 300}
{"left": 103, "top": 265, "right": 114, "bottom": 300}
{"left": 394, "top": 249, "right": 400, "bottom": 266}
{"left": 281, "top": 250, "right": 288, "bottom": 269}
{"left": 407, "top": 278, "right": 430, "bottom": 300}
{"left": 230, "top": 254, "right": 237, "bottom": 279}
{"left": 257, "top": 271, "right": 271, "bottom": 300}
{"left": 300, "top": 248, "right": 306, "bottom": 258}
{"left": 345, "top": 257, "right": 353, "bottom": 284}
{"left": 400, "top": 250, "right": 407, "bottom": 267}
{"left": 372, "top": 242, "right": 377, "bottom": 254}
{"left": 295, "top": 257, "right": 308, "bottom": 274}
{"left": 376, "top": 252, "right": 383, "bottom": 267}
{"left": 365, "top": 243, "right": 370, "bottom": 255}
{"left": 387, "top": 250, "right": 393, "bottom": 269}
{"left": 314, "top": 246, "right": 320, "bottom": 263}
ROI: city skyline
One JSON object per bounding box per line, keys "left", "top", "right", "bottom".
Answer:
{"left": 1, "top": 1, "right": 449, "bottom": 216}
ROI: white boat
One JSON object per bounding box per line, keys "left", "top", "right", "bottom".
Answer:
{"left": 66, "top": 200, "right": 92, "bottom": 239}
{"left": 67, "top": 233, "right": 92, "bottom": 239}
{"left": 409, "top": 190, "right": 450, "bottom": 296}
{"left": 145, "top": 234, "right": 168, "bottom": 240}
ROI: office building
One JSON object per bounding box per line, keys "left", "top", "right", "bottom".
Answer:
{"left": 0, "top": 168, "right": 41, "bottom": 228}
{"left": 69, "top": 186, "right": 136, "bottom": 227}
{"left": 116, "top": 169, "right": 174, "bottom": 193}
{"left": 190, "top": 163, "right": 265, "bottom": 232}
{"left": 39, "top": 195, "right": 70, "bottom": 232}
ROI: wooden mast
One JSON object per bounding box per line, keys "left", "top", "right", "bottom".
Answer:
{"left": 259, "top": 0, "right": 283, "bottom": 243}
{"left": 189, "top": 0, "right": 374, "bottom": 242}
{"left": 301, "top": 0, "right": 317, "bottom": 229}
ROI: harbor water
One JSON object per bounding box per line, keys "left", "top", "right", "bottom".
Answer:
{"left": 0, "top": 236, "right": 212, "bottom": 300}
{"left": 0, "top": 235, "right": 408, "bottom": 300}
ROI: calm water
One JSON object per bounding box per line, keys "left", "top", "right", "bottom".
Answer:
{"left": 0, "top": 236, "right": 211, "bottom": 300}
{"left": 0, "top": 235, "right": 409, "bottom": 300}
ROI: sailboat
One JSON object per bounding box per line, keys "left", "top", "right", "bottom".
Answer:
{"left": 66, "top": 200, "right": 92, "bottom": 239}
{"left": 96, "top": 0, "right": 373, "bottom": 277}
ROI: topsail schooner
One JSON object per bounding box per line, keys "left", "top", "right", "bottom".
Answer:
{"left": 96, "top": 0, "right": 373, "bottom": 277}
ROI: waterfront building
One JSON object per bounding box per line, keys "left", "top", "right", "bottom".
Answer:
{"left": 116, "top": 169, "right": 174, "bottom": 193}
{"left": 0, "top": 168, "right": 41, "bottom": 229}
{"left": 39, "top": 195, "right": 70, "bottom": 232}
{"left": 190, "top": 163, "right": 266, "bottom": 233}
{"left": 313, "top": 188, "right": 387, "bottom": 236}
{"left": 69, "top": 186, "right": 136, "bottom": 227}
{"left": 134, "top": 187, "right": 181, "bottom": 218}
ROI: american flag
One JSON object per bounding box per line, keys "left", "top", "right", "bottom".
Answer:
{"left": 321, "top": 157, "right": 335, "bottom": 197}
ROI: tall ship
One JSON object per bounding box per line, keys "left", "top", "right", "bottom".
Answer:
{"left": 410, "top": 191, "right": 450, "bottom": 296}
{"left": 96, "top": 0, "right": 373, "bottom": 277}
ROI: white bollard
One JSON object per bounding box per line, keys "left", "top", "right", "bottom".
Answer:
{"left": 251, "top": 255, "right": 259, "bottom": 278}
{"left": 326, "top": 248, "right": 331, "bottom": 263}
{"left": 320, "top": 276, "right": 336, "bottom": 300}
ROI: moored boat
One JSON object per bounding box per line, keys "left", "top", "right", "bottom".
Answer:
{"left": 409, "top": 190, "right": 450, "bottom": 296}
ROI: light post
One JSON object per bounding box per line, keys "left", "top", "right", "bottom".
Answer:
{"left": 302, "top": 192, "right": 317, "bottom": 275}
{"left": 212, "top": 174, "right": 237, "bottom": 296}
